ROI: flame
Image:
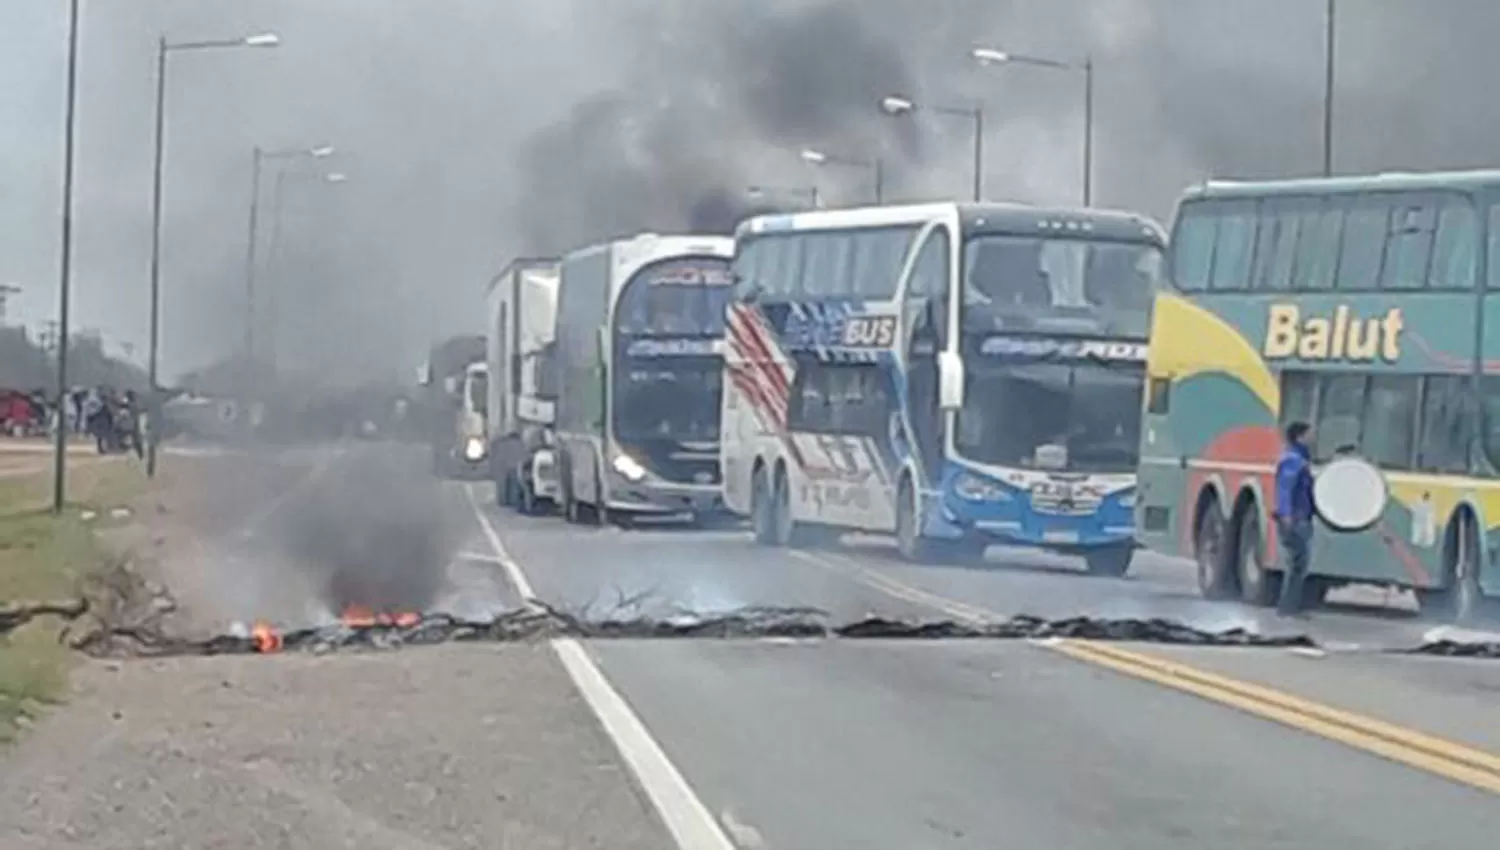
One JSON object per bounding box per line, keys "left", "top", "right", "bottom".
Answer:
{"left": 339, "top": 604, "right": 421, "bottom": 628}
{"left": 251, "top": 621, "right": 283, "bottom": 654}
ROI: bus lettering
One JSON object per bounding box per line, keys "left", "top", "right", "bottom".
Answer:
{"left": 841, "top": 315, "right": 897, "bottom": 348}
{"left": 1262, "top": 304, "right": 1403, "bottom": 363}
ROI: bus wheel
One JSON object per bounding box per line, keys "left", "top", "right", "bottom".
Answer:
{"left": 1236, "top": 509, "right": 1281, "bottom": 607}
{"left": 1194, "top": 500, "right": 1235, "bottom": 600}
{"left": 1084, "top": 545, "right": 1134, "bottom": 578}
{"left": 751, "top": 467, "right": 776, "bottom": 546}
{"left": 1424, "top": 516, "right": 1490, "bottom": 623}
{"left": 772, "top": 466, "right": 796, "bottom": 547}
{"left": 895, "top": 477, "right": 927, "bottom": 562}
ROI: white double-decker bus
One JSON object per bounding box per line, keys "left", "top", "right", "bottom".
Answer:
{"left": 722, "top": 203, "right": 1166, "bottom": 575}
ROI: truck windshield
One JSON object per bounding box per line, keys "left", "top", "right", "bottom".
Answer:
{"left": 955, "top": 362, "right": 1144, "bottom": 473}
{"left": 613, "top": 358, "right": 721, "bottom": 442}
{"left": 467, "top": 372, "right": 488, "bottom": 417}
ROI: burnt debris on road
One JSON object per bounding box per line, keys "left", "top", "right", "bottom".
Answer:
{"left": 67, "top": 602, "right": 1330, "bottom": 658}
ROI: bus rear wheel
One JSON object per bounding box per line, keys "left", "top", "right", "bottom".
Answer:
{"left": 1235, "top": 509, "right": 1281, "bottom": 607}
{"left": 751, "top": 466, "right": 777, "bottom": 546}
{"left": 1194, "top": 499, "right": 1236, "bottom": 600}
{"left": 1421, "top": 515, "right": 1493, "bottom": 624}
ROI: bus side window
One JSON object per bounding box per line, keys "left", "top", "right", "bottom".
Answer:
{"left": 1336, "top": 200, "right": 1389, "bottom": 290}
{"left": 1381, "top": 202, "right": 1437, "bottom": 291}
{"left": 1418, "top": 375, "right": 1472, "bottom": 473}
{"left": 1278, "top": 370, "right": 1316, "bottom": 426}
{"left": 1313, "top": 374, "right": 1365, "bottom": 462}
{"left": 1297, "top": 204, "right": 1344, "bottom": 290}
{"left": 1489, "top": 206, "right": 1500, "bottom": 290}
{"left": 1362, "top": 375, "right": 1418, "bottom": 469}
{"left": 1430, "top": 201, "right": 1477, "bottom": 290}
{"left": 734, "top": 239, "right": 763, "bottom": 300}
{"left": 1265, "top": 205, "right": 1301, "bottom": 291}
{"left": 1170, "top": 205, "right": 1216, "bottom": 291}
{"left": 800, "top": 233, "right": 838, "bottom": 297}
{"left": 1208, "top": 204, "right": 1256, "bottom": 291}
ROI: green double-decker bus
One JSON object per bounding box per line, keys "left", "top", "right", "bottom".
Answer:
{"left": 1137, "top": 169, "right": 1500, "bottom": 622}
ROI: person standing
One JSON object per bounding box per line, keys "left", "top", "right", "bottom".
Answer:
{"left": 1275, "top": 421, "right": 1316, "bottom": 616}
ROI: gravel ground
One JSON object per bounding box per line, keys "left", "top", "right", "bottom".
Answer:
{"left": 0, "top": 643, "right": 669, "bottom": 849}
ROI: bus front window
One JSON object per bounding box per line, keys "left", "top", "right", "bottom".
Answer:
{"left": 955, "top": 363, "right": 1144, "bottom": 474}
{"left": 963, "top": 237, "right": 1162, "bottom": 315}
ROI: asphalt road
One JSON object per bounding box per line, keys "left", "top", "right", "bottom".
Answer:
{"left": 459, "top": 456, "right": 1500, "bottom": 849}
{"left": 8, "top": 442, "right": 1497, "bottom": 848}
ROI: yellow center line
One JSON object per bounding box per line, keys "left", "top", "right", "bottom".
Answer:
{"left": 789, "top": 547, "right": 1500, "bottom": 796}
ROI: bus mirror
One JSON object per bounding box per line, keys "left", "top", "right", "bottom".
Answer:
{"left": 937, "top": 350, "right": 964, "bottom": 410}
{"left": 442, "top": 376, "right": 459, "bottom": 395}
{"left": 1312, "top": 454, "right": 1388, "bottom": 533}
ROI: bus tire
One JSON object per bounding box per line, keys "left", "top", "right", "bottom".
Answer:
{"left": 1235, "top": 509, "right": 1281, "bottom": 607}
{"left": 751, "top": 465, "right": 777, "bottom": 546}
{"left": 771, "top": 465, "right": 796, "bottom": 547}
{"left": 1422, "top": 513, "right": 1491, "bottom": 623}
{"left": 895, "top": 476, "right": 927, "bottom": 562}
{"left": 1194, "top": 497, "right": 1236, "bottom": 600}
{"left": 1084, "top": 545, "right": 1133, "bottom": 578}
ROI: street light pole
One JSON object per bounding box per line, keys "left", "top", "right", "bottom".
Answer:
{"left": 51, "top": 0, "right": 81, "bottom": 514}
{"left": 1323, "top": 0, "right": 1336, "bottom": 176}
{"left": 971, "top": 47, "right": 1094, "bottom": 204}
{"left": 878, "top": 96, "right": 984, "bottom": 201}
{"left": 144, "top": 31, "right": 278, "bottom": 477}
{"left": 145, "top": 36, "right": 167, "bottom": 478}
{"left": 1083, "top": 57, "right": 1095, "bottom": 205}
{"left": 242, "top": 146, "right": 263, "bottom": 397}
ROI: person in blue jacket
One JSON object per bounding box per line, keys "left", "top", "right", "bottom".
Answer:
{"left": 1274, "top": 421, "right": 1316, "bottom": 616}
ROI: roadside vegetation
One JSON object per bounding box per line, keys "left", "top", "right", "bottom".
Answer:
{"left": 0, "top": 454, "right": 143, "bottom": 742}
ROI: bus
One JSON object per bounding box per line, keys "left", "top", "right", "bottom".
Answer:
{"left": 723, "top": 203, "right": 1166, "bottom": 574}
{"left": 553, "top": 233, "right": 735, "bottom": 525}
{"left": 1136, "top": 169, "right": 1500, "bottom": 622}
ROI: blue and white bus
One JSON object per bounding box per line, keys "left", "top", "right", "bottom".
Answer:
{"left": 721, "top": 203, "right": 1166, "bottom": 575}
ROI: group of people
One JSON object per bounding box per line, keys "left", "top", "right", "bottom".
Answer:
{"left": 73, "top": 387, "right": 144, "bottom": 457}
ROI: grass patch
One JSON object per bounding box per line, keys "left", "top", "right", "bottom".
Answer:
{"left": 0, "top": 456, "right": 145, "bottom": 742}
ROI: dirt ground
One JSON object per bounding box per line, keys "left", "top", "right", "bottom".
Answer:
{"left": 0, "top": 446, "right": 670, "bottom": 849}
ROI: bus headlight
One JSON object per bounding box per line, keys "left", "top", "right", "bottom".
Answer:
{"left": 612, "top": 453, "right": 647, "bottom": 482}
{"left": 1117, "top": 490, "right": 1137, "bottom": 509}
{"left": 463, "top": 437, "right": 487, "bottom": 462}
{"left": 954, "top": 473, "right": 1008, "bottom": 502}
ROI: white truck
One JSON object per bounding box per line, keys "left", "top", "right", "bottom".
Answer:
{"left": 486, "top": 258, "right": 562, "bottom": 514}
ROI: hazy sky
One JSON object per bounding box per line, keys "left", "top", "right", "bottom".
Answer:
{"left": 3, "top": 0, "right": 1497, "bottom": 383}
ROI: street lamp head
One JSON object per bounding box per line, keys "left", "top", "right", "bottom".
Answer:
{"left": 324, "top": 172, "right": 348, "bottom": 184}
{"left": 799, "top": 148, "right": 827, "bottom": 165}
{"left": 243, "top": 33, "right": 280, "bottom": 48}
{"left": 309, "top": 146, "right": 335, "bottom": 158}
{"left": 971, "top": 47, "right": 1011, "bottom": 65}
{"left": 880, "top": 95, "right": 915, "bottom": 116}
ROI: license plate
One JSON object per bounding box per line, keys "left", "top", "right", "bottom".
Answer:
{"left": 1042, "top": 529, "right": 1079, "bottom": 544}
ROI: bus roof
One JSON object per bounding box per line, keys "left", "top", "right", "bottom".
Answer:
{"left": 1183, "top": 168, "right": 1500, "bottom": 201}
{"left": 487, "top": 256, "right": 558, "bottom": 293}
{"left": 737, "top": 201, "right": 1164, "bottom": 243}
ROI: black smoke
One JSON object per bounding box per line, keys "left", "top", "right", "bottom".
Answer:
{"left": 512, "top": 2, "right": 920, "bottom": 254}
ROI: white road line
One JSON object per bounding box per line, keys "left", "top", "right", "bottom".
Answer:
{"left": 461, "top": 484, "right": 536, "bottom": 600}
{"left": 463, "top": 483, "right": 736, "bottom": 850}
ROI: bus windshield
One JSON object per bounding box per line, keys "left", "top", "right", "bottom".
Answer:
{"left": 962, "top": 236, "right": 1161, "bottom": 315}
{"left": 955, "top": 362, "right": 1144, "bottom": 473}
{"left": 613, "top": 358, "right": 722, "bottom": 442}
{"left": 616, "top": 258, "right": 735, "bottom": 337}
